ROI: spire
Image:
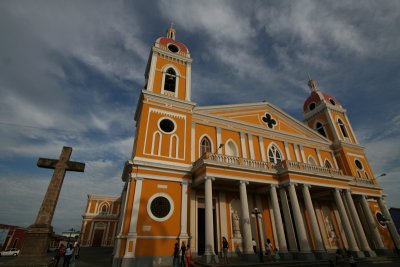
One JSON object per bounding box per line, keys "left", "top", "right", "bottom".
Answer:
{"left": 307, "top": 78, "right": 318, "bottom": 92}
{"left": 166, "top": 23, "right": 176, "bottom": 40}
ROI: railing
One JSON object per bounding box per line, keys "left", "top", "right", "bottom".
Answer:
{"left": 275, "top": 160, "right": 343, "bottom": 176}
{"left": 353, "top": 176, "right": 376, "bottom": 185}
{"left": 193, "top": 152, "right": 275, "bottom": 171}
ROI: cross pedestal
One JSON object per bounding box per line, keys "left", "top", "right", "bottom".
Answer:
{"left": 9, "top": 146, "right": 85, "bottom": 267}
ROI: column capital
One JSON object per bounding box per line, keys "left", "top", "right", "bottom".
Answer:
{"left": 181, "top": 179, "right": 189, "bottom": 185}
{"left": 269, "top": 184, "right": 279, "bottom": 189}
{"left": 205, "top": 176, "right": 215, "bottom": 181}
{"left": 240, "top": 180, "right": 249, "bottom": 185}
{"left": 332, "top": 188, "right": 342, "bottom": 193}
{"left": 303, "top": 184, "right": 311, "bottom": 189}
{"left": 135, "top": 176, "right": 144, "bottom": 181}
{"left": 288, "top": 182, "right": 297, "bottom": 187}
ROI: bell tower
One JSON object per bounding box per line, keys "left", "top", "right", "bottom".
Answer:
{"left": 144, "top": 24, "right": 192, "bottom": 101}
{"left": 303, "top": 79, "right": 376, "bottom": 181}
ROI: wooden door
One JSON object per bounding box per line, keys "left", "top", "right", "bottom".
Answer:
{"left": 92, "top": 229, "right": 104, "bottom": 247}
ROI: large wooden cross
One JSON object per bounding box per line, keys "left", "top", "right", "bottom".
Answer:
{"left": 35, "top": 146, "right": 85, "bottom": 226}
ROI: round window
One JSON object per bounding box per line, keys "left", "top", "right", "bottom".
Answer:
{"left": 168, "top": 44, "right": 179, "bottom": 53}
{"left": 376, "top": 212, "right": 386, "bottom": 226}
{"left": 159, "top": 118, "right": 175, "bottom": 133}
{"left": 147, "top": 194, "right": 174, "bottom": 222}
{"left": 329, "top": 99, "right": 336, "bottom": 105}
{"left": 309, "top": 102, "right": 316, "bottom": 111}
{"left": 355, "top": 159, "right": 363, "bottom": 170}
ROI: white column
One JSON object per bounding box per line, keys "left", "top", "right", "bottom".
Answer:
{"left": 204, "top": 176, "right": 216, "bottom": 256}
{"left": 360, "top": 196, "right": 385, "bottom": 250}
{"left": 299, "top": 145, "right": 307, "bottom": 163}
{"left": 179, "top": 180, "right": 189, "bottom": 240}
{"left": 288, "top": 183, "right": 311, "bottom": 252}
{"left": 125, "top": 177, "right": 144, "bottom": 258}
{"left": 269, "top": 185, "right": 288, "bottom": 252}
{"left": 302, "top": 185, "right": 324, "bottom": 251}
{"left": 190, "top": 188, "right": 197, "bottom": 252}
{"left": 279, "top": 187, "right": 297, "bottom": 251}
{"left": 191, "top": 122, "right": 195, "bottom": 161}
{"left": 239, "top": 181, "right": 254, "bottom": 254}
{"left": 378, "top": 198, "right": 400, "bottom": 250}
{"left": 344, "top": 190, "right": 373, "bottom": 254}
{"left": 333, "top": 189, "right": 360, "bottom": 252}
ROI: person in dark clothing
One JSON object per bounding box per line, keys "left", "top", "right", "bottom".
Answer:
{"left": 173, "top": 242, "right": 179, "bottom": 266}
{"left": 222, "top": 237, "right": 229, "bottom": 264}
{"left": 180, "top": 241, "right": 186, "bottom": 266}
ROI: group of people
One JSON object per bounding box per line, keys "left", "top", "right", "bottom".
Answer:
{"left": 173, "top": 241, "right": 194, "bottom": 267}
{"left": 54, "top": 241, "right": 80, "bottom": 267}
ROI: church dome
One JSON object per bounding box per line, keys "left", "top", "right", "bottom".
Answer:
{"left": 303, "top": 80, "right": 341, "bottom": 112}
{"left": 155, "top": 24, "right": 190, "bottom": 56}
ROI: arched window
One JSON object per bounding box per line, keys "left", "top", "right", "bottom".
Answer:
{"left": 225, "top": 140, "right": 238, "bottom": 157}
{"left": 338, "top": 119, "right": 349, "bottom": 138}
{"left": 164, "top": 68, "right": 176, "bottom": 92}
{"left": 324, "top": 160, "right": 332, "bottom": 169}
{"left": 100, "top": 205, "right": 108, "bottom": 215}
{"left": 268, "top": 145, "right": 282, "bottom": 164}
{"left": 200, "top": 137, "right": 211, "bottom": 156}
{"left": 316, "top": 122, "right": 326, "bottom": 137}
{"left": 308, "top": 156, "right": 317, "bottom": 166}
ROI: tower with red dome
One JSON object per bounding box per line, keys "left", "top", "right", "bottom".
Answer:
{"left": 303, "top": 79, "right": 374, "bottom": 179}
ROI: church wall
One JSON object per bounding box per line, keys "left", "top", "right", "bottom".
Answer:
{"left": 287, "top": 143, "right": 297, "bottom": 162}
{"left": 122, "top": 179, "right": 136, "bottom": 235}
{"left": 136, "top": 179, "right": 181, "bottom": 237}
{"left": 261, "top": 196, "right": 275, "bottom": 248}
{"left": 320, "top": 150, "right": 335, "bottom": 167}
{"left": 335, "top": 149, "right": 353, "bottom": 176}
{"left": 221, "top": 129, "right": 242, "bottom": 157}
{"left": 306, "top": 112, "right": 335, "bottom": 141}
{"left": 252, "top": 134, "right": 261, "bottom": 161}
{"left": 369, "top": 200, "right": 395, "bottom": 249}
{"left": 303, "top": 146, "right": 319, "bottom": 165}
{"left": 330, "top": 111, "right": 356, "bottom": 143}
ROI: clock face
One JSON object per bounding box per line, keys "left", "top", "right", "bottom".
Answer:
{"left": 168, "top": 44, "right": 179, "bottom": 53}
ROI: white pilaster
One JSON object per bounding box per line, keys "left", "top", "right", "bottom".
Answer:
{"left": 294, "top": 145, "right": 301, "bottom": 162}
{"left": 147, "top": 53, "right": 157, "bottom": 92}
{"left": 331, "top": 151, "right": 339, "bottom": 169}
{"left": 288, "top": 183, "right": 311, "bottom": 252}
{"left": 240, "top": 132, "right": 248, "bottom": 159}
{"left": 259, "top": 136, "right": 266, "bottom": 162}
{"left": 284, "top": 141, "right": 291, "bottom": 161}
{"left": 179, "top": 180, "right": 189, "bottom": 240}
{"left": 239, "top": 181, "right": 253, "bottom": 254}
{"left": 316, "top": 149, "right": 323, "bottom": 167}
{"left": 302, "top": 185, "right": 324, "bottom": 251}
{"left": 269, "top": 185, "right": 288, "bottom": 252}
{"left": 185, "top": 62, "right": 191, "bottom": 101}
{"left": 191, "top": 122, "right": 195, "bottom": 161}
{"left": 216, "top": 127, "right": 222, "bottom": 152}
{"left": 125, "top": 177, "right": 144, "bottom": 258}
{"left": 190, "top": 188, "right": 196, "bottom": 252}
{"left": 248, "top": 134, "right": 255, "bottom": 160}
{"left": 299, "top": 145, "right": 307, "bottom": 163}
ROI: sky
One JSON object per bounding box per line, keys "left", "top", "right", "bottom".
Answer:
{"left": 0, "top": 0, "right": 399, "bottom": 234}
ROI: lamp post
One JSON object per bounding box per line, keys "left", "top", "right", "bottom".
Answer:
{"left": 67, "top": 227, "right": 75, "bottom": 246}
{"left": 252, "top": 208, "right": 263, "bottom": 262}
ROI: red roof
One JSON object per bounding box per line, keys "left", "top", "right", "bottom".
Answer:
{"left": 303, "top": 91, "right": 340, "bottom": 112}
{"left": 158, "top": 37, "right": 189, "bottom": 54}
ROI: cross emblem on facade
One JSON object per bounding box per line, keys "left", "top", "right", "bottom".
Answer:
{"left": 262, "top": 113, "right": 277, "bottom": 129}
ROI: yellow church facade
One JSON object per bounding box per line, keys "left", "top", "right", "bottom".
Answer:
{"left": 112, "top": 26, "right": 400, "bottom": 266}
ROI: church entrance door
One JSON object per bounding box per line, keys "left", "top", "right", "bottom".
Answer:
{"left": 197, "top": 207, "right": 218, "bottom": 255}
{"left": 92, "top": 229, "right": 104, "bottom": 247}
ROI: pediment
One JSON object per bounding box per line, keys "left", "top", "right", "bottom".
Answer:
{"left": 194, "top": 102, "right": 330, "bottom": 143}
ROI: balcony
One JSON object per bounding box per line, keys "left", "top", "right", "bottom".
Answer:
{"left": 193, "top": 153, "right": 342, "bottom": 177}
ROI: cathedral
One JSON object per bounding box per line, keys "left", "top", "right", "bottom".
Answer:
{"left": 107, "top": 26, "right": 400, "bottom": 266}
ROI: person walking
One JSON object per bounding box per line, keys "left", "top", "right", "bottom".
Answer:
{"left": 222, "top": 237, "right": 229, "bottom": 264}
{"left": 252, "top": 238, "right": 257, "bottom": 254}
{"left": 185, "top": 244, "right": 194, "bottom": 267}
{"left": 54, "top": 244, "right": 65, "bottom": 267}
{"left": 173, "top": 242, "right": 179, "bottom": 266}
{"left": 265, "top": 238, "right": 272, "bottom": 259}
{"left": 180, "top": 241, "right": 186, "bottom": 267}
{"left": 63, "top": 244, "right": 74, "bottom": 267}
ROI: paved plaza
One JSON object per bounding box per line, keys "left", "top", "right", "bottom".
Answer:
{"left": 1, "top": 248, "right": 400, "bottom": 267}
